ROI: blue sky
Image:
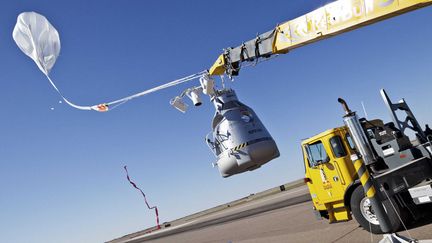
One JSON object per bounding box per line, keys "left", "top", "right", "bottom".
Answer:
{"left": 1, "top": 1, "right": 432, "bottom": 242}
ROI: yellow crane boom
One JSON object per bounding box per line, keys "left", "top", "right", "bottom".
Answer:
{"left": 209, "top": 0, "right": 432, "bottom": 77}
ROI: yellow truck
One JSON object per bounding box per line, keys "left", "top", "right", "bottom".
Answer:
{"left": 205, "top": 0, "right": 432, "bottom": 235}
{"left": 302, "top": 90, "right": 432, "bottom": 233}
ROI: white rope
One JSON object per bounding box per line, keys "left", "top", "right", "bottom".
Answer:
{"left": 46, "top": 75, "right": 92, "bottom": 110}
{"left": 44, "top": 70, "right": 208, "bottom": 112}
{"left": 381, "top": 186, "right": 412, "bottom": 239}
{"left": 41, "top": 51, "right": 276, "bottom": 112}
{"left": 106, "top": 71, "right": 206, "bottom": 106}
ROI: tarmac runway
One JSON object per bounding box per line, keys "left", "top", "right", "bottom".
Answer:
{"left": 111, "top": 185, "right": 432, "bottom": 243}
{"left": 147, "top": 201, "right": 432, "bottom": 243}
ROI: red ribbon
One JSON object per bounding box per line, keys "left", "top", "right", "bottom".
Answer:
{"left": 124, "top": 166, "right": 161, "bottom": 230}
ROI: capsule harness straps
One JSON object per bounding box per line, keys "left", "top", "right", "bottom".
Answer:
{"left": 124, "top": 166, "right": 161, "bottom": 230}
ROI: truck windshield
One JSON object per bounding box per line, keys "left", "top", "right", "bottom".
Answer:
{"left": 305, "top": 141, "right": 329, "bottom": 167}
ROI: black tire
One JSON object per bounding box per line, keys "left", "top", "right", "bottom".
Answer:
{"left": 350, "top": 185, "right": 402, "bottom": 234}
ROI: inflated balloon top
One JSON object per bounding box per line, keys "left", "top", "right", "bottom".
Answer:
{"left": 13, "top": 12, "right": 207, "bottom": 112}
{"left": 13, "top": 12, "right": 60, "bottom": 76}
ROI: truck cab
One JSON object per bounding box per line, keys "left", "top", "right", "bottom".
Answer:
{"left": 302, "top": 126, "right": 357, "bottom": 222}
{"left": 301, "top": 90, "right": 432, "bottom": 234}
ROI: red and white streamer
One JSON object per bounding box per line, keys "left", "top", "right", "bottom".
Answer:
{"left": 124, "top": 166, "right": 161, "bottom": 230}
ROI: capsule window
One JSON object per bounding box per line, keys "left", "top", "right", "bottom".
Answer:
{"left": 305, "top": 141, "right": 329, "bottom": 167}
{"left": 330, "top": 136, "right": 347, "bottom": 158}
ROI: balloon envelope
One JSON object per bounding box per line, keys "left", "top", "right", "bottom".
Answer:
{"left": 13, "top": 12, "right": 60, "bottom": 75}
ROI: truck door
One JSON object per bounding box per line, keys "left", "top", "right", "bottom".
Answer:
{"left": 304, "top": 134, "right": 350, "bottom": 204}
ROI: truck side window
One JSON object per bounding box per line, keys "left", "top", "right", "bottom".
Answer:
{"left": 346, "top": 134, "right": 356, "bottom": 151}
{"left": 305, "top": 141, "right": 329, "bottom": 167}
{"left": 330, "top": 136, "right": 347, "bottom": 158}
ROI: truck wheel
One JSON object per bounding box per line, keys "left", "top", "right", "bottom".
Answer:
{"left": 350, "top": 186, "right": 402, "bottom": 234}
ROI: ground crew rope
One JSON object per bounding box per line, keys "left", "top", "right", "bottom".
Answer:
{"left": 381, "top": 186, "right": 413, "bottom": 239}
{"left": 124, "top": 166, "right": 161, "bottom": 230}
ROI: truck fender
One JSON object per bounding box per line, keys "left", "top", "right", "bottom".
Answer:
{"left": 344, "top": 180, "right": 361, "bottom": 210}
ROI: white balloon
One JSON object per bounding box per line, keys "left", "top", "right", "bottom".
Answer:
{"left": 13, "top": 12, "right": 60, "bottom": 76}
{"left": 12, "top": 12, "right": 207, "bottom": 112}
{"left": 12, "top": 12, "right": 94, "bottom": 111}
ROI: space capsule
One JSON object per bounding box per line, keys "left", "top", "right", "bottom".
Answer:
{"left": 206, "top": 89, "right": 280, "bottom": 177}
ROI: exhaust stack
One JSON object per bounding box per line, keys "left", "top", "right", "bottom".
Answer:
{"left": 338, "top": 98, "right": 377, "bottom": 166}
{"left": 338, "top": 97, "right": 392, "bottom": 233}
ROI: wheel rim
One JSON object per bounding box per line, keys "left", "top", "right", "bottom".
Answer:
{"left": 360, "top": 197, "right": 379, "bottom": 225}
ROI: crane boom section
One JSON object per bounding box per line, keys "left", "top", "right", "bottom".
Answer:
{"left": 209, "top": 0, "right": 432, "bottom": 76}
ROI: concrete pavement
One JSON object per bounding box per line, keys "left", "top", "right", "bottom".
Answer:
{"left": 108, "top": 181, "right": 432, "bottom": 243}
